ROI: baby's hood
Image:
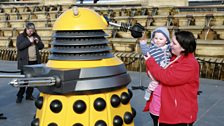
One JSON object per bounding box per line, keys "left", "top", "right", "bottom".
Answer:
{"left": 150, "top": 27, "right": 170, "bottom": 44}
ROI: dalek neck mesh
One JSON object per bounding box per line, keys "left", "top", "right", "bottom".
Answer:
{"left": 49, "top": 30, "right": 113, "bottom": 60}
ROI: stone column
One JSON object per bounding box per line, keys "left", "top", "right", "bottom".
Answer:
{"left": 41, "top": 0, "right": 76, "bottom": 5}
{"left": 142, "top": 0, "right": 188, "bottom": 6}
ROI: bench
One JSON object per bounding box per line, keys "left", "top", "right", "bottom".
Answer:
{"left": 0, "top": 27, "right": 53, "bottom": 38}
{"left": 108, "top": 38, "right": 224, "bottom": 57}
{"left": 5, "top": 18, "right": 56, "bottom": 28}
{"left": 0, "top": 36, "right": 52, "bottom": 48}
{"left": 174, "top": 13, "right": 224, "bottom": 27}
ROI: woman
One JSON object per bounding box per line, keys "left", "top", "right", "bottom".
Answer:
{"left": 144, "top": 30, "right": 199, "bottom": 126}
{"left": 16, "top": 22, "right": 44, "bottom": 103}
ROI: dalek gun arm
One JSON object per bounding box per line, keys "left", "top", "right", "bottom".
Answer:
{"left": 9, "top": 76, "right": 58, "bottom": 88}
{"left": 8, "top": 64, "right": 61, "bottom": 90}
{"left": 104, "top": 16, "right": 145, "bottom": 38}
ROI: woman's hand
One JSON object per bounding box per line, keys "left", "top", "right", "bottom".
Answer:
{"left": 34, "top": 37, "right": 39, "bottom": 43}
{"left": 144, "top": 52, "right": 151, "bottom": 61}
{"left": 30, "top": 36, "right": 34, "bottom": 42}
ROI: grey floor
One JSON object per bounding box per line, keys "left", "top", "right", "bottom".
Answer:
{"left": 0, "top": 60, "right": 224, "bottom": 126}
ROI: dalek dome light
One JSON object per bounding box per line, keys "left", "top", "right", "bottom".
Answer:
{"left": 53, "top": 7, "right": 108, "bottom": 30}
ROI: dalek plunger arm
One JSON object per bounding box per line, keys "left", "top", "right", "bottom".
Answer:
{"left": 104, "top": 16, "right": 145, "bottom": 38}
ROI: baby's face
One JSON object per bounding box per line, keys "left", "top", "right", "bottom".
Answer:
{"left": 153, "top": 32, "right": 167, "bottom": 47}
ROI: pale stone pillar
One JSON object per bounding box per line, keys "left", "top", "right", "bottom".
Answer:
{"left": 41, "top": 0, "right": 76, "bottom": 5}
{"left": 142, "top": 0, "right": 188, "bottom": 6}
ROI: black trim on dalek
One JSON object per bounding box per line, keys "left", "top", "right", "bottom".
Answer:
{"left": 21, "top": 64, "right": 131, "bottom": 94}
{"left": 49, "top": 30, "right": 113, "bottom": 60}
{"left": 51, "top": 37, "right": 108, "bottom": 46}
{"left": 53, "top": 30, "right": 108, "bottom": 38}
{"left": 48, "top": 52, "right": 113, "bottom": 60}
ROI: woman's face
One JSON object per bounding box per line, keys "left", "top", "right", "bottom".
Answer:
{"left": 26, "top": 28, "right": 35, "bottom": 36}
{"left": 171, "top": 35, "right": 184, "bottom": 56}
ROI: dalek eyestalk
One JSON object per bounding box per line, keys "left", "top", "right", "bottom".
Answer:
{"left": 105, "top": 16, "right": 145, "bottom": 38}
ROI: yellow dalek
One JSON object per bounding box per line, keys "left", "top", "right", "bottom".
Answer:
{"left": 9, "top": 7, "right": 136, "bottom": 126}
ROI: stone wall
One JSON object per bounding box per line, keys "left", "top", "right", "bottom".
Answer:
{"left": 12, "top": 0, "right": 188, "bottom": 6}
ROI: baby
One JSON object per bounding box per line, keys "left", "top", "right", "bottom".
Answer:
{"left": 139, "top": 27, "right": 171, "bottom": 100}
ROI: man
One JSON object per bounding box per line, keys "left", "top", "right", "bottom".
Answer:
{"left": 16, "top": 22, "right": 44, "bottom": 103}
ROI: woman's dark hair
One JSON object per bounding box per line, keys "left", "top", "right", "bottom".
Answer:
{"left": 174, "top": 30, "right": 196, "bottom": 56}
{"left": 25, "top": 22, "right": 35, "bottom": 29}
{"left": 23, "top": 22, "right": 37, "bottom": 36}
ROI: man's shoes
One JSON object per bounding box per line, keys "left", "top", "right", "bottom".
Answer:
{"left": 26, "top": 96, "right": 35, "bottom": 101}
{"left": 0, "top": 113, "right": 7, "bottom": 120}
{"left": 16, "top": 97, "right": 22, "bottom": 104}
{"left": 16, "top": 96, "right": 35, "bottom": 103}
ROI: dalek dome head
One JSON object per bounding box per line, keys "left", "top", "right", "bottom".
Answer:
{"left": 53, "top": 7, "right": 108, "bottom": 31}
